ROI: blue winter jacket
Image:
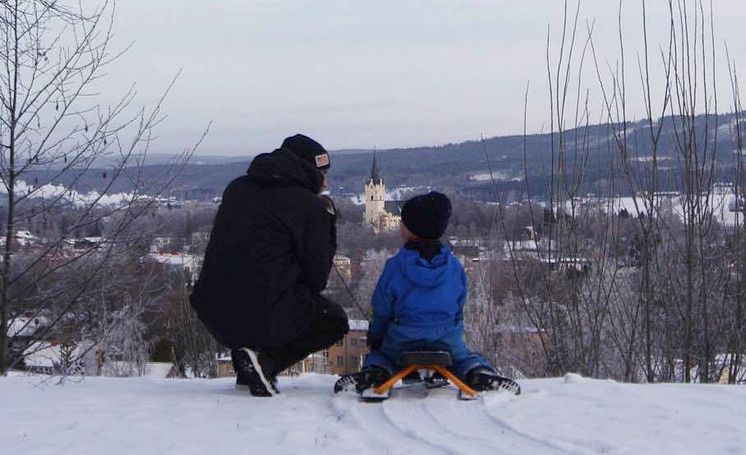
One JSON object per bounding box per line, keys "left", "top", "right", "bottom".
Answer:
{"left": 368, "top": 244, "right": 467, "bottom": 349}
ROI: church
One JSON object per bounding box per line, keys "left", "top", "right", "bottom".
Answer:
{"left": 364, "top": 154, "right": 402, "bottom": 233}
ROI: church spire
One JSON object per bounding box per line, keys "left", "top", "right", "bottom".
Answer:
{"left": 370, "top": 148, "right": 381, "bottom": 183}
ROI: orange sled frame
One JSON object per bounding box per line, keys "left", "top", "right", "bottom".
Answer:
{"left": 372, "top": 351, "right": 479, "bottom": 398}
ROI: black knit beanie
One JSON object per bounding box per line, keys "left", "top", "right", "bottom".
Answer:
{"left": 401, "top": 191, "right": 452, "bottom": 240}
{"left": 281, "top": 134, "right": 331, "bottom": 170}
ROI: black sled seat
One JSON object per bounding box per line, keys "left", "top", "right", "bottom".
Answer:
{"left": 372, "top": 351, "right": 479, "bottom": 398}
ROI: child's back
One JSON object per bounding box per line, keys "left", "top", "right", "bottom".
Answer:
{"left": 340, "top": 191, "right": 520, "bottom": 395}
{"left": 369, "top": 242, "right": 466, "bottom": 350}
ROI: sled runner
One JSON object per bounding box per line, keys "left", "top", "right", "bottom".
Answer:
{"left": 334, "top": 351, "right": 482, "bottom": 401}
{"left": 371, "top": 351, "right": 480, "bottom": 400}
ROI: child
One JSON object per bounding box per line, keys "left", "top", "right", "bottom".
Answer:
{"left": 336, "top": 191, "right": 517, "bottom": 395}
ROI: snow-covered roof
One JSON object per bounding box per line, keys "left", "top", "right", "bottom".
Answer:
{"left": 503, "top": 240, "right": 540, "bottom": 253}
{"left": 15, "top": 230, "right": 37, "bottom": 240}
{"left": 348, "top": 320, "right": 369, "bottom": 331}
{"left": 567, "top": 191, "right": 744, "bottom": 227}
{"left": 495, "top": 324, "right": 545, "bottom": 334}
{"left": 148, "top": 253, "right": 197, "bottom": 268}
{"left": 7, "top": 316, "right": 49, "bottom": 337}
{"left": 333, "top": 255, "right": 351, "bottom": 264}
{"left": 23, "top": 342, "right": 59, "bottom": 367}
{"left": 22, "top": 341, "right": 85, "bottom": 368}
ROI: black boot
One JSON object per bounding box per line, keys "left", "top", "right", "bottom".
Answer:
{"left": 231, "top": 348, "right": 277, "bottom": 397}
{"left": 333, "top": 366, "right": 390, "bottom": 394}
{"left": 466, "top": 368, "right": 521, "bottom": 395}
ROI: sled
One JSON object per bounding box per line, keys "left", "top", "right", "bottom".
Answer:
{"left": 370, "top": 351, "right": 479, "bottom": 400}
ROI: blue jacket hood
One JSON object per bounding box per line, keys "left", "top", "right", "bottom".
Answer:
{"left": 396, "top": 245, "right": 455, "bottom": 288}
{"left": 367, "top": 243, "right": 467, "bottom": 345}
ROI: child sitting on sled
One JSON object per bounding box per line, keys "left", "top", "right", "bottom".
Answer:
{"left": 337, "top": 191, "right": 516, "bottom": 395}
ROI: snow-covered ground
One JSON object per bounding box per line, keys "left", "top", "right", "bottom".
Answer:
{"left": 3, "top": 373, "right": 746, "bottom": 454}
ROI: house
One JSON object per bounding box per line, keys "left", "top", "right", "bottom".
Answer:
{"left": 19, "top": 340, "right": 86, "bottom": 375}
{"left": 72, "top": 236, "right": 105, "bottom": 250}
{"left": 150, "top": 236, "right": 177, "bottom": 253}
{"left": 327, "top": 320, "right": 369, "bottom": 375}
{"left": 6, "top": 314, "right": 52, "bottom": 371}
{"left": 215, "top": 320, "right": 371, "bottom": 378}
{"left": 147, "top": 253, "right": 203, "bottom": 284}
{"left": 324, "top": 255, "right": 353, "bottom": 297}
{"left": 295, "top": 352, "right": 332, "bottom": 375}
{"left": 540, "top": 256, "right": 592, "bottom": 274}
{"left": 503, "top": 239, "right": 542, "bottom": 261}
{"left": 0, "top": 230, "right": 39, "bottom": 248}
{"left": 333, "top": 255, "right": 352, "bottom": 283}
{"left": 285, "top": 319, "right": 370, "bottom": 376}
{"left": 190, "top": 231, "right": 210, "bottom": 246}
{"left": 7, "top": 315, "right": 50, "bottom": 338}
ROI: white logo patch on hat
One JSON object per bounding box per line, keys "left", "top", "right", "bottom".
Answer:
{"left": 315, "top": 153, "right": 330, "bottom": 168}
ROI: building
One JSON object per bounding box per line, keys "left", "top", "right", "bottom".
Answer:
{"left": 364, "top": 154, "right": 402, "bottom": 232}
{"left": 147, "top": 253, "right": 203, "bottom": 285}
{"left": 324, "top": 254, "right": 353, "bottom": 300}
{"left": 150, "top": 236, "right": 178, "bottom": 253}
{"left": 241, "top": 320, "right": 371, "bottom": 377}
{"left": 0, "top": 230, "right": 39, "bottom": 248}
{"left": 327, "top": 320, "right": 369, "bottom": 375}
{"left": 295, "top": 352, "right": 331, "bottom": 375}
{"left": 333, "top": 255, "right": 352, "bottom": 283}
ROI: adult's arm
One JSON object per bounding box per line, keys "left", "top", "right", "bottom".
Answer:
{"left": 297, "top": 198, "right": 337, "bottom": 294}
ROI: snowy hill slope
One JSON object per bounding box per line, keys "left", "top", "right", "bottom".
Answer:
{"left": 3, "top": 373, "right": 746, "bottom": 454}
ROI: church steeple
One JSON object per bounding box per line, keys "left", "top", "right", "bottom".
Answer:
{"left": 369, "top": 149, "right": 382, "bottom": 184}
{"left": 364, "top": 148, "right": 399, "bottom": 233}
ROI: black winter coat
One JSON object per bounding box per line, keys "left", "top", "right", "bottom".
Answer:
{"left": 190, "top": 148, "right": 337, "bottom": 349}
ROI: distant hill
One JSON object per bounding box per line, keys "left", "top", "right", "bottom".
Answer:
{"left": 23, "top": 112, "right": 742, "bottom": 202}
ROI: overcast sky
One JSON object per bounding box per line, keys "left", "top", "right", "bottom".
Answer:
{"left": 99, "top": 1, "right": 746, "bottom": 155}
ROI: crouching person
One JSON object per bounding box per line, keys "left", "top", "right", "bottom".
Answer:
{"left": 339, "top": 191, "right": 513, "bottom": 395}
{"left": 191, "top": 134, "right": 349, "bottom": 397}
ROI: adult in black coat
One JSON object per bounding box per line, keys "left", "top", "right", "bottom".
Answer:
{"left": 190, "top": 134, "right": 349, "bottom": 395}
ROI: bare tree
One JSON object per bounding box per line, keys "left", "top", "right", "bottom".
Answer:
{"left": 481, "top": 0, "right": 745, "bottom": 384}
{"left": 0, "top": 0, "right": 202, "bottom": 374}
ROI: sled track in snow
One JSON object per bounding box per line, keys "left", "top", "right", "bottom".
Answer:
{"left": 4, "top": 375, "right": 746, "bottom": 454}
{"left": 330, "top": 384, "right": 571, "bottom": 455}
{"left": 330, "top": 391, "right": 447, "bottom": 454}
{"left": 380, "top": 390, "right": 504, "bottom": 454}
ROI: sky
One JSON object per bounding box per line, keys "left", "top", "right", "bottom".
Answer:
{"left": 93, "top": 0, "right": 746, "bottom": 155}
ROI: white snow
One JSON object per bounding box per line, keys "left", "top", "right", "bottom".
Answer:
{"left": 21, "top": 342, "right": 85, "bottom": 369}
{"left": 351, "top": 186, "right": 425, "bottom": 206}
{"left": 2, "top": 373, "right": 746, "bottom": 454}
{"left": 1, "top": 180, "right": 137, "bottom": 208}
{"left": 568, "top": 190, "right": 744, "bottom": 227}
{"left": 348, "top": 320, "right": 369, "bottom": 331}
{"left": 469, "top": 171, "right": 522, "bottom": 182}
{"left": 7, "top": 316, "right": 49, "bottom": 337}
{"left": 148, "top": 253, "right": 199, "bottom": 268}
